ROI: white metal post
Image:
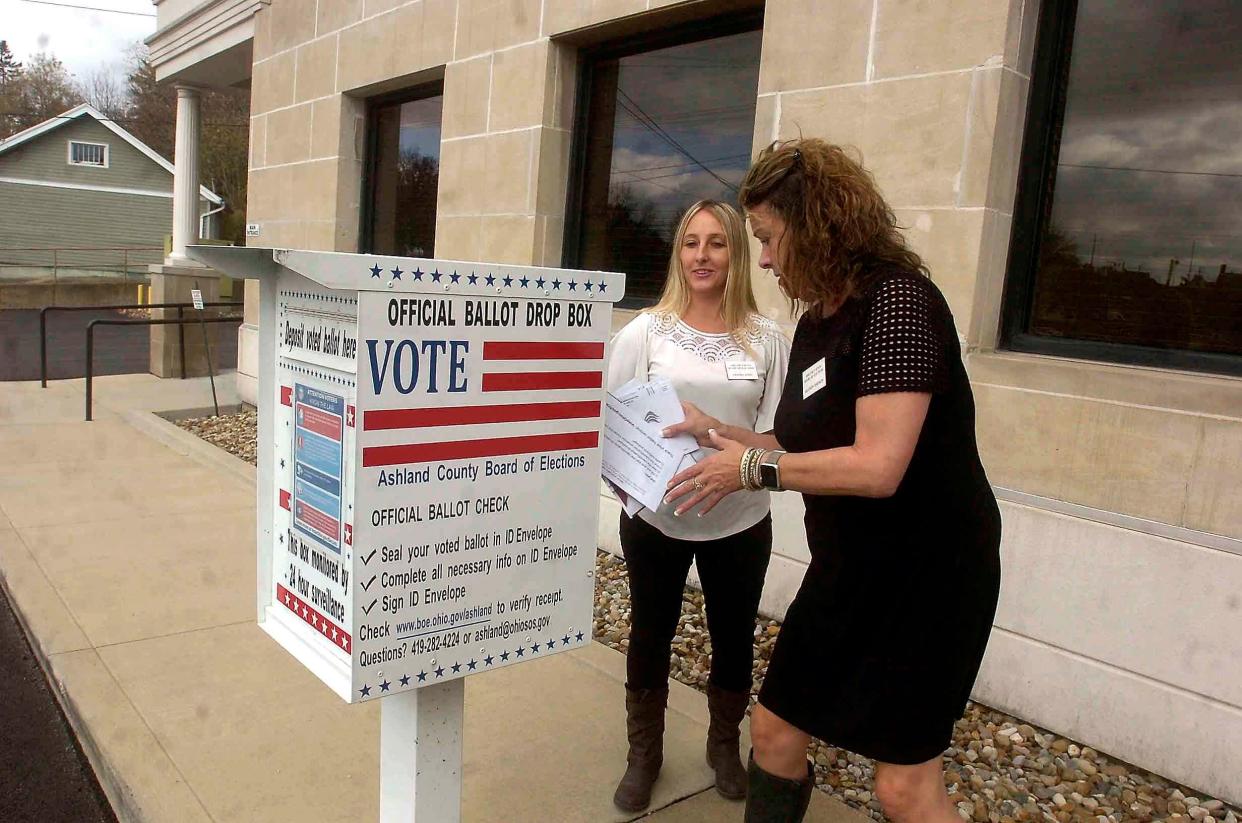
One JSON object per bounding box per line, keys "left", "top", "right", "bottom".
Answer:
{"left": 380, "top": 679, "right": 465, "bottom": 822}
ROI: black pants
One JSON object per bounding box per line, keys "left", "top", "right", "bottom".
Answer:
{"left": 619, "top": 512, "right": 772, "bottom": 694}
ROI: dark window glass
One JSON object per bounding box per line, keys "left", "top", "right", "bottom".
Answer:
{"left": 1007, "top": 1, "right": 1242, "bottom": 371}
{"left": 69, "top": 141, "right": 107, "bottom": 166}
{"left": 571, "top": 26, "right": 762, "bottom": 306}
{"left": 366, "top": 90, "right": 443, "bottom": 257}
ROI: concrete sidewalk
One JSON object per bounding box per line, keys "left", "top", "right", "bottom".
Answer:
{"left": 0, "top": 373, "right": 866, "bottom": 823}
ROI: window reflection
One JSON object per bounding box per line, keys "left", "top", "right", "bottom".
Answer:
{"left": 1029, "top": 1, "right": 1242, "bottom": 356}
{"left": 576, "top": 29, "right": 762, "bottom": 305}
{"left": 369, "top": 93, "right": 443, "bottom": 258}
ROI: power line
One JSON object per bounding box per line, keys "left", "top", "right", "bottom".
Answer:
{"left": 611, "top": 151, "right": 750, "bottom": 176}
{"left": 618, "top": 166, "right": 738, "bottom": 186}
{"left": 614, "top": 158, "right": 752, "bottom": 186}
{"left": 1059, "top": 162, "right": 1242, "bottom": 180}
{"left": 624, "top": 61, "right": 759, "bottom": 69}
{"left": 615, "top": 89, "right": 737, "bottom": 193}
{"left": 614, "top": 105, "right": 756, "bottom": 127}
{"left": 614, "top": 174, "right": 682, "bottom": 196}
{"left": 1056, "top": 227, "right": 1242, "bottom": 241}
{"left": 16, "top": 0, "right": 155, "bottom": 16}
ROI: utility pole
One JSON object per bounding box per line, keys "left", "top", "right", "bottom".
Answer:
{"left": 1166, "top": 258, "right": 1180, "bottom": 286}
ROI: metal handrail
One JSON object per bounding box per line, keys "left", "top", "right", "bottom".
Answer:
{"left": 84, "top": 315, "right": 244, "bottom": 421}
{"left": 40, "top": 301, "right": 243, "bottom": 387}
{"left": 0, "top": 246, "right": 163, "bottom": 251}
{"left": 1, "top": 247, "right": 167, "bottom": 294}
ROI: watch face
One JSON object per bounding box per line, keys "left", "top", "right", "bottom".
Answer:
{"left": 759, "top": 461, "right": 779, "bottom": 490}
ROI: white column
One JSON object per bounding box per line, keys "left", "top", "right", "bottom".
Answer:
{"left": 169, "top": 84, "right": 203, "bottom": 264}
{"left": 380, "top": 680, "right": 465, "bottom": 822}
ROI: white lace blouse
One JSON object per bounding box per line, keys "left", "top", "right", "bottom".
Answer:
{"left": 606, "top": 311, "right": 791, "bottom": 541}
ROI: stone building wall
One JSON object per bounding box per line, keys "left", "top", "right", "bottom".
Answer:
{"left": 241, "top": 0, "right": 1242, "bottom": 803}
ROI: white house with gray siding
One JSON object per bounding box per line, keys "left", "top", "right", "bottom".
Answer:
{"left": 0, "top": 103, "right": 221, "bottom": 276}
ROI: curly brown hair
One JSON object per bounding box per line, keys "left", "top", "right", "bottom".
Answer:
{"left": 738, "top": 139, "right": 927, "bottom": 315}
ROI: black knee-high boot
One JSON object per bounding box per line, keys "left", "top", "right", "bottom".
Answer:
{"left": 743, "top": 751, "right": 814, "bottom": 822}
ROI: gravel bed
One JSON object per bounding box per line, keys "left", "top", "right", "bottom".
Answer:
{"left": 593, "top": 552, "right": 1236, "bottom": 823}
{"left": 174, "top": 408, "right": 258, "bottom": 466}
{"left": 177, "top": 411, "right": 1237, "bottom": 823}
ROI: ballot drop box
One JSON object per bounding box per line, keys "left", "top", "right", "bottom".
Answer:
{"left": 189, "top": 246, "right": 624, "bottom": 821}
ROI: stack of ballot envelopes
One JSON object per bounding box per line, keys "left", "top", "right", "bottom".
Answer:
{"left": 602, "top": 377, "right": 701, "bottom": 516}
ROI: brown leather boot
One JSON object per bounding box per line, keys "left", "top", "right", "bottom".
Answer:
{"left": 706, "top": 684, "right": 751, "bottom": 800}
{"left": 613, "top": 685, "right": 668, "bottom": 813}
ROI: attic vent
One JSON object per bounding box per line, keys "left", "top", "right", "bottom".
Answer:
{"left": 68, "top": 141, "right": 108, "bottom": 167}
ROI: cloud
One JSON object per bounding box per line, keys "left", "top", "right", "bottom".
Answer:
{"left": 1, "top": 0, "right": 154, "bottom": 84}
{"left": 607, "top": 27, "right": 760, "bottom": 188}
{"left": 1046, "top": 0, "right": 1242, "bottom": 280}
{"left": 606, "top": 145, "right": 749, "bottom": 235}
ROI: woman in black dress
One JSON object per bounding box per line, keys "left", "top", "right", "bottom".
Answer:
{"left": 664, "top": 139, "right": 1002, "bottom": 823}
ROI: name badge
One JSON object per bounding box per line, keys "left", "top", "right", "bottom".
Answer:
{"left": 725, "top": 360, "right": 759, "bottom": 380}
{"left": 802, "top": 358, "right": 826, "bottom": 399}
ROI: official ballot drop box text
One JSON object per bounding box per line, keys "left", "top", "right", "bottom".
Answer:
{"left": 190, "top": 247, "right": 624, "bottom": 703}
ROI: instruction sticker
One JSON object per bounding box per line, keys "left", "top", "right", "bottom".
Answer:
{"left": 293, "top": 384, "right": 345, "bottom": 552}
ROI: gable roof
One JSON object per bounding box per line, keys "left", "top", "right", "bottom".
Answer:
{"left": 0, "top": 103, "right": 223, "bottom": 205}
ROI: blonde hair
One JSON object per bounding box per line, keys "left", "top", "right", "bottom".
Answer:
{"left": 648, "top": 200, "right": 761, "bottom": 344}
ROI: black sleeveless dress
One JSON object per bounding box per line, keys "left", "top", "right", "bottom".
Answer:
{"left": 758, "top": 269, "right": 1002, "bottom": 765}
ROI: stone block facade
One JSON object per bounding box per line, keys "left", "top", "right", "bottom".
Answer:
{"left": 234, "top": 0, "right": 1242, "bottom": 804}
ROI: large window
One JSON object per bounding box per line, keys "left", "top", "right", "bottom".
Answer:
{"left": 566, "top": 16, "right": 763, "bottom": 306}
{"left": 364, "top": 84, "right": 443, "bottom": 258}
{"left": 1004, "top": 1, "right": 1242, "bottom": 374}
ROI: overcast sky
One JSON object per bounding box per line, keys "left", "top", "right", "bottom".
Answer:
{"left": 1049, "top": 0, "right": 1241, "bottom": 281}
{"left": 608, "top": 29, "right": 763, "bottom": 234}
{"left": 1, "top": 0, "right": 156, "bottom": 84}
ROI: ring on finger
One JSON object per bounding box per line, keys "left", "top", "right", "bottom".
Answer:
{"left": 692, "top": 477, "right": 703, "bottom": 491}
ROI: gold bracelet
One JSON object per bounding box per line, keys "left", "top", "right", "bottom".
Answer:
{"left": 742, "top": 448, "right": 763, "bottom": 491}
{"left": 739, "top": 448, "right": 753, "bottom": 490}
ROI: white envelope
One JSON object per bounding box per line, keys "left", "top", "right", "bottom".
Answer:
{"left": 601, "top": 381, "right": 699, "bottom": 513}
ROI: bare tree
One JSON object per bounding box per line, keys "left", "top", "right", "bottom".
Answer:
{"left": 79, "top": 66, "right": 128, "bottom": 120}
{"left": 123, "top": 44, "right": 250, "bottom": 244}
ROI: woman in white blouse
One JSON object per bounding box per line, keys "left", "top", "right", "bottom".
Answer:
{"left": 607, "top": 200, "right": 790, "bottom": 812}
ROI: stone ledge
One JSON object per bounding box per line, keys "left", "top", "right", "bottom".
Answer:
{"left": 122, "top": 408, "right": 256, "bottom": 488}
{"left": 967, "top": 350, "right": 1242, "bottom": 419}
